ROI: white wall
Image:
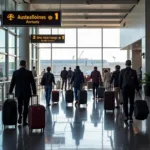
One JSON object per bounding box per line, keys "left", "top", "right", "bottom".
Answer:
{"left": 120, "top": 0, "right": 145, "bottom": 49}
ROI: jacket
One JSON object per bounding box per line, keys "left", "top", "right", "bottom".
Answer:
{"left": 90, "top": 70, "right": 102, "bottom": 84}
{"left": 110, "top": 70, "right": 120, "bottom": 87}
{"left": 119, "top": 67, "right": 139, "bottom": 91}
{"left": 61, "top": 70, "right": 68, "bottom": 79}
{"left": 42, "top": 72, "right": 55, "bottom": 86}
{"left": 71, "top": 69, "right": 84, "bottom": 88}
{"left": 9, "top": 67, "right": 36, "bottom": 98}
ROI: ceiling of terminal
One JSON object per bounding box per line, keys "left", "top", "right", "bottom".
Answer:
{"left": 20, "top": 0, "right": 139, "bottom": 28}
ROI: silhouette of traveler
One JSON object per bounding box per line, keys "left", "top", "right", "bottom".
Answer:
{"left": 103, "top": 69, "right": 111, "bottom": 89}
{"left": 68, "top": 67, "right": 73, "bottom": 90}
{"left": 110, "top": 65, "right": 121, "bottom": 108}
{"left": 41, "top": 67, "right": 55, "bottom": 106}
{"left": 70, "top": 66, "right": 84, "bottom": 105}
{"left": 119, "top": 60, "right": 139, "bottom": 122}
{"left": 32, "top": 66, "right": 37, "bottom": 78}
{"left": 90, "top": 66, "right": 102, "bottom": 99}
{"left": 9, "top": 60, "right": 36, "bottom": 126}
{"left": 60, "top": 67, "right": 68, "bottom": 91}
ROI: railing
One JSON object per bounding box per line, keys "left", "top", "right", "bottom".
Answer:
{"left": 0, "top": 76, "right": 42, "bottom": 108}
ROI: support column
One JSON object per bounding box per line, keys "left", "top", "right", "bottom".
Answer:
{"left": 17, "top": 4, "right": 30, "bottom": 69}
{"left": 143, "top": 0, "right": 150, "bottom": 74}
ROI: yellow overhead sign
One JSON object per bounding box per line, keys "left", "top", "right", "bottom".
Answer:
{"left": 31, "top": 35, "right": 65, "bottom": 43}
{"left": 2, "top": 11, "right": 61, "bottom": 26}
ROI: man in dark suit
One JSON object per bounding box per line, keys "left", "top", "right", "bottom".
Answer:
{"left": 9, "top": 60, "right": 36, "bottom": 126}
{"left": 119, "top": 60, "right": 139, "bottom": 123}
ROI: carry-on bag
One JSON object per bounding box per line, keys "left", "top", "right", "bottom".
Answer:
{"left": 104, "top": 89, "right": 115, "bottom": 112}
{"left": 65, "top": 90, "right": 74, "bottom": 104}
{"left": 29, "top": 95, "right": 45, "bottom": 132}
{"left": 2, "top": 93, "right": 17, "bottom": 127}
{"left": 52, "top": 90, "right": 59, "bottom": 104}
{"left": 134, "top": 99, "right": 149, "bottom": 120}
{"left": 78, "top": 90, "right": 88, "bottom": 107}
{"left": 97, "top": 87, "right": 105, "bottom": 99}
{"left": 87, "top": 81, "right": 92, "bottom": 90}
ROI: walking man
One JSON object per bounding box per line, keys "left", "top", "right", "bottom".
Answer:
{"left": 119, "top": 60, "right": 139, "bottom": 122}
{"left": 9, "top": 60, "right": 36, "bottom": 126}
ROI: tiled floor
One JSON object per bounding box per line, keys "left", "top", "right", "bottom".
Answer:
{"left": 0, "top": 89, "right": 150, "bottom": 150}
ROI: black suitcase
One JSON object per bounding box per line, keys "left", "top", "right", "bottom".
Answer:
{"left": 97, "top": 87, "right": 105, "bottom": 98}
{"left": 78, "top": 90, "right": 87, "bottom": 106}
{"left": 134, "top": 100, "right": 149, "bottom": 120}
{"left": 65, "top": 90, "right": 74, "bottom": 104}
{"left": 104, "top": 91, "right": 115, "bottom": 112}
{"left": 2, "top": 94, "right": 17, "bottom": 127}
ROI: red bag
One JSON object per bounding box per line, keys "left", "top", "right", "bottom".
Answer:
{"left": 29, "top": 95, "right": 45, "bottom": 132}
{"left": 52, "top": 91, "right": 59, "bottom": 103}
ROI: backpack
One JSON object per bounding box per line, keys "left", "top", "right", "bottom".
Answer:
{"left": 123, "top": 69, "right": 135, "bottom": 87}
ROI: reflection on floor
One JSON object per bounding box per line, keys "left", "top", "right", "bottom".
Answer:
{"left": 1, "top": 90, "right": 150, "bottom": 150}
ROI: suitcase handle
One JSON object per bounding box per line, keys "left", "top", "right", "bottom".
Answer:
{"left": 31, "top": 95, "right": 38, "bottom": 105}
{"left": 7, "top": 93, "right": 14, "bottom": 99}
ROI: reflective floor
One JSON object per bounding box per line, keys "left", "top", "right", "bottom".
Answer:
{"left": 1, "top": 89, "right": 150, "bottom": 150}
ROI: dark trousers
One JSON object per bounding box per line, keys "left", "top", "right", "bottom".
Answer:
{"left": 45, "top": 85, "right": 52, "bottom": 105}
{"left": 92, "top": 83, "right": 99, "bottom": 97}
{"left": 74, "top": 87, "right": 81, "bottom": 101}
{"left": 17, "top": 97, "right": 30, "bottom": 122}
{"left": 122, "top": 87, "right": 135, "bottom": 118}
{"left": 62, "top": 79, "right": 67, "bottom": 90}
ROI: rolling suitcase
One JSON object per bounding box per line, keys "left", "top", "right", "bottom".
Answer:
{"left": 134, "top": 100, "right": 149, "bottom": 120}
{"left": 2, "top": 93, "right": 17, "bottom": 128}
{"left": 87, "top": 82, "right": 92, "bottom": 90}
{"left": 65, "top": 90, "right": 74, "bottom": 104}
{"left": 29, "top": 95, "right": 45, "bottom": 132}
{"left": 52, "top": 91, "right": 59, "bottom": 104}
{"left": 97, "top": 87, "right": 105, "bottom": 99}
{"left": 104, "top": 90, "right": 115, "bottom": 112}
{"left": 78, "top": 90, "right": 88, "bottom": 107}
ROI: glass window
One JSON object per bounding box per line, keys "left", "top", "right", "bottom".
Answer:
{"left": 40, "top": 48, "right": 51, "bottom": 74}
{"left": 0, "top": 54, "right": 6, "bottom": 80}
{"left": 52, "top": 29, "right": 76, "bottom": 47}
{"left": 9, "top": 56, "right": 15, "bottom": 79}
{"left": 103, "top": 48, "right": 127, "bottom": 72}
{"left": 39, "top": 28, "right": 51, "bottom": 47}
{"left": 8, "top": 33, "right": 15, "bottom": 55}
{"left": 103, "top": 29, "right": 120, "bottom": 47}
{"left": 0, "top": 29, "right": 5, "bottom": 52}
{"left": 78, "top": 29, "right": 102, "bottom": 47}
{"left": 78, "top": 48, "right": 102, "bottom": 75}
{"left": 52, "top": 48, "right": 76, "bottom": 81}
{"left": 33, "top": 46, "right": 37, "bottom": 59}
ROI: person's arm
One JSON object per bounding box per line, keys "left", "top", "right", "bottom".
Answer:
{"left": 70, "top": 73, "right": 74, "bottom": 84}
{"left": 134, "top": 70, "right": 139, "bottom": 92}
{"left": 52, "top": 74, "right": 56, "bottom": 84}
{"left": 30, "top": 72, "right": 36, "bottom": 95}
{"left": 119, "top": 70, "right": 123, "bottom": 89}
{"left": 35, "top": 71, "right": 37, "bottom": 77}
{"left": 9, "top": 72, "right": 16, "bottom": 93}
{"left": 99, "top": 71, "right": 102, "bottom": 82}
{"left": 110, "top": 72, "right": 115, "bottom": 85}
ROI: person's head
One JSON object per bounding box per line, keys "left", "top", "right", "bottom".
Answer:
{"left": 20, "top": 60, "right": 26, "bottom": 68}
{"left": 94, "top": 66, "right": 97, "bottom": 71}
{"left": 104, "top": 69, "right": 108, "bottom": 73}
{"left": 76, "top": 66, "right": 80, "bottom": 70}
{"left": 47, "top": 67, "right": 51, "bottom": 72}
{"left": 69, "top": 67, "right": 71, "bottom": 70}
{"left": 64, "top": 67, "right": 66, "bottom": 70}
{"left": 125, "top": 60, "right": 132, "bottom": 67}
{"left": 33, "top": 66, "right": 35, "bottom": 70}
{"left": 115, "top": 65, "right": 120, "bottom": 71}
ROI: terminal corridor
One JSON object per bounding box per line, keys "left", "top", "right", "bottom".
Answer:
{"left": 0, "top": 90, "right": 150, "bottom": 150}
